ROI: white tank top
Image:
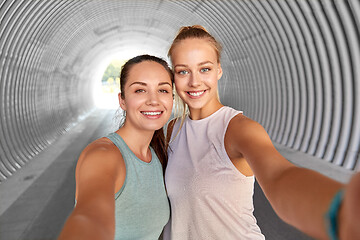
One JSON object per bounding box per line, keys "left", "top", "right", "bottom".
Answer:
{"left": 164, "top": 106, "right": 265, "bottom": 240}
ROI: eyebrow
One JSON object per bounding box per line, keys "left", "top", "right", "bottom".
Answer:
{"left": 174, "top": 61, "right": 214, "bottom": 68}
{"left": 159, "top": 82, "right": 172, "bottom": 86}
{"left": 129, "top": 81, "right": 172, "bottom": 87}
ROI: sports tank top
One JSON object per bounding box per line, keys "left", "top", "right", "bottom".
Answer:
{"left": 164, "top": 106, "right": 264, "bottom": 240}
{"left": 106, "top": 133, "right": 170, "bottom": 240}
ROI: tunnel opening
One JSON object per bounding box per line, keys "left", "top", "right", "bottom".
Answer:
{"left": 94, "top": 58, "right": 125, "bottom": 109}
{"left": 91, "top": 45, "right": 166, "bottom": 110}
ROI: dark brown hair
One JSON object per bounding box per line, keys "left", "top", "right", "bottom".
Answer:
{"left": 119, "top": 54, "right": 174, "bottom": 171}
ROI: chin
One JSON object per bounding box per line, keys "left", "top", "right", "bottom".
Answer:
{"left": 187, "top": 102, "right": 206, "bottom": 110}
{"left": 145, "top": 123, "right": 167, "bottom": 131}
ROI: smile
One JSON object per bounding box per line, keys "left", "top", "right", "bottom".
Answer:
{"left": 187, "top": 90, "right": 206, "bottom": 98}
{"left": 141, "top": 111, "right": 163, "bottom": 116}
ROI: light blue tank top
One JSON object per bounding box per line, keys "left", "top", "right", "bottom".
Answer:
{"left": 106, "top": 133, "right": 170, "bottom": 240}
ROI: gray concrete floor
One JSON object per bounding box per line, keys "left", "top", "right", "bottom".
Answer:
{"left": 0, "top": 108, "right": 354, "bottom": 240}
{"left": 0, "top": 108, "right": 118, "bottom": 240}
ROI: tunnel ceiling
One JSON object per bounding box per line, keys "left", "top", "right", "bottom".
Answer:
{"left": 0, "top": 0, "right": 359, "bottom": 182}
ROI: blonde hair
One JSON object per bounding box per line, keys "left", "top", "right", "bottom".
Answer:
{"left": 167, "top": 25, "right": 223, "bottom": 146}
{"left": 168, "top": 25, "right": 222, "bottom": 63}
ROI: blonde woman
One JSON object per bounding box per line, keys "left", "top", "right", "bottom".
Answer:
{"left": 164, "top": 25, "right": 360, "bottom": 240}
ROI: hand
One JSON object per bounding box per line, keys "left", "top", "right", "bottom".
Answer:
{"left": 338, "top": 172, "right": 360, "bottom": 240}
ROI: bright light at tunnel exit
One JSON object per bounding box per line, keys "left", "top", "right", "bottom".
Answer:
{"left": 93, "top": 49, "right": 169, "bottom": 109}
{"left": 93, "top": 57, "right": 126, "bottom": 109}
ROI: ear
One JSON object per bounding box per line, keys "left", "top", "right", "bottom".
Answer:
{"left": 118, "top": 92, "right": 127, "bottom": 111}
{"left": 217, "top": 63, "right": 223, "bottom": 81}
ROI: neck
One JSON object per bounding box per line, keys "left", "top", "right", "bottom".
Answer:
{"left": 116, "top": 123, "right": 154, "bottom": 161}
{"left": 189, "top": 99, "right": 223, "bottom": 120}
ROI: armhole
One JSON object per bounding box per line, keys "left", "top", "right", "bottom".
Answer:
{"left": 105, "top": 135, "right": 128, "bottom": 200}
{"left": 223, "top": 112, "right": 253, "bottom": 179}
{"left": 115, "top": 169, "right": 127, "bottom": 200}
{"left": 112, "top": 146, "right": 128, "bottom": 200}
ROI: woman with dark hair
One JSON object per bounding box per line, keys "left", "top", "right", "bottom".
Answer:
{"left": 59, "top": 55, "right": 173, "bottom": 240}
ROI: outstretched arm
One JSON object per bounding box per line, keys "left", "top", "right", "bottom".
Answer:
{"left": 227, "top": 115, "right": 359, "bottom": 239}
{"left": 58, "top": 139, "right": 124, "bottom": 240}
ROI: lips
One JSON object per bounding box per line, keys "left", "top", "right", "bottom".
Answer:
{"left": 187, "top": 90, "right": 206, "bottom": 98}
{"left": 141, "top": 111, "right": 162, "bottom": 116}
{"left": 140, "top": 111, "right": 163, "bottom": 118}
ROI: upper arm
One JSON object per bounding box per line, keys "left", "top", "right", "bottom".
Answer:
{"left": 75, "top": 139, "right": 123, "bottom": 205}
{"left": 73, "top": 140, "right": 124, "bottom": 231}
{"left": 59, "top": 139, "right": 125, "bottom": 239}
{"left": 227, "top": 116, "right": 295, "bottom": 188}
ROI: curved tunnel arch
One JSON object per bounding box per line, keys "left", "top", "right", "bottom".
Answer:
{"left": 0, "top": 0, "right": 359, "bottom": 183}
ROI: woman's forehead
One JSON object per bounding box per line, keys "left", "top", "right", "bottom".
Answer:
{"left": 171, "top": 40, "right": 218, "bottom": 65}
{"left": 127, "top": 61, "right": 172, "bottom": 83}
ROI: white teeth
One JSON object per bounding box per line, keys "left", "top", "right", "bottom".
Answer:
{"left": 142, "top": 111, "right": 162, "bottom": 116}
{"left": 188, "top": 91, "right": 205, "bottom": 96}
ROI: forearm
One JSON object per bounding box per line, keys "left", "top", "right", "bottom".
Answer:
{"left": 261, "top": 166, "right": 344, "bottom": 239}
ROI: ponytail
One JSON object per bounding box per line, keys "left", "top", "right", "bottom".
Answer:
{"left": 150, "top": 128, "right": 167, "bottom": 173}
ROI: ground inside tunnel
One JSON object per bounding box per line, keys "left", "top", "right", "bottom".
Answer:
{"left": 0, "top": 108, "right": 321, "bottom": 240}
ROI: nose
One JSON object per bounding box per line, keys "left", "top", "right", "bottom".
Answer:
{"left": 146, "top": 91, "right": 160, "bottom": 106}
{"left": 189, "top": 72, "right": 201, "bottom": 87}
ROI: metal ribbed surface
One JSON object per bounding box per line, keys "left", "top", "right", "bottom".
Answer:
{"left": 0, "top": 0, "right": 359, "bottom": 183}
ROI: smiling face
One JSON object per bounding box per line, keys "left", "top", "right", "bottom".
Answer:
{"left": 119, "top": 60, "right": 173, "bottom": 132}
{"left": 171, "top": 38, "right": 223, "bottom": 115}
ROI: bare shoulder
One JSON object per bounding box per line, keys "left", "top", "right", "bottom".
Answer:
{"left": 227, "top": 114, "right": 267, "bottom": 137}
{"left": 225, "top": 113, "right": 275, "bottom": 155}
{"left": 75, "top": 137, "right": 125, "bottom": 200}
{"left": 81, "top": 137, "right": 120, "bottom": 158}
{"left": 76, "top": 137, "right": 124, "bottom": 181}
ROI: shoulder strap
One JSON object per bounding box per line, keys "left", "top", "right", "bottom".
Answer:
{"left": 106, "top": 133, "right": 133, "bottom": 164}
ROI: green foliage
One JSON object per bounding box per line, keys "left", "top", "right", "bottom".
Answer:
{"left": 102, "top": 59, "right": 125, "bottom": 82}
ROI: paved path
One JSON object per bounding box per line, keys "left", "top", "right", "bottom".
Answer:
{"left": 3, "top": 108, "right": 347, "bottom": 240}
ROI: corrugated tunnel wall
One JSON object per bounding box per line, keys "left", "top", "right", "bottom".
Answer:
{"left": 0, "top": 0, "right": 359, "bottom": 184}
